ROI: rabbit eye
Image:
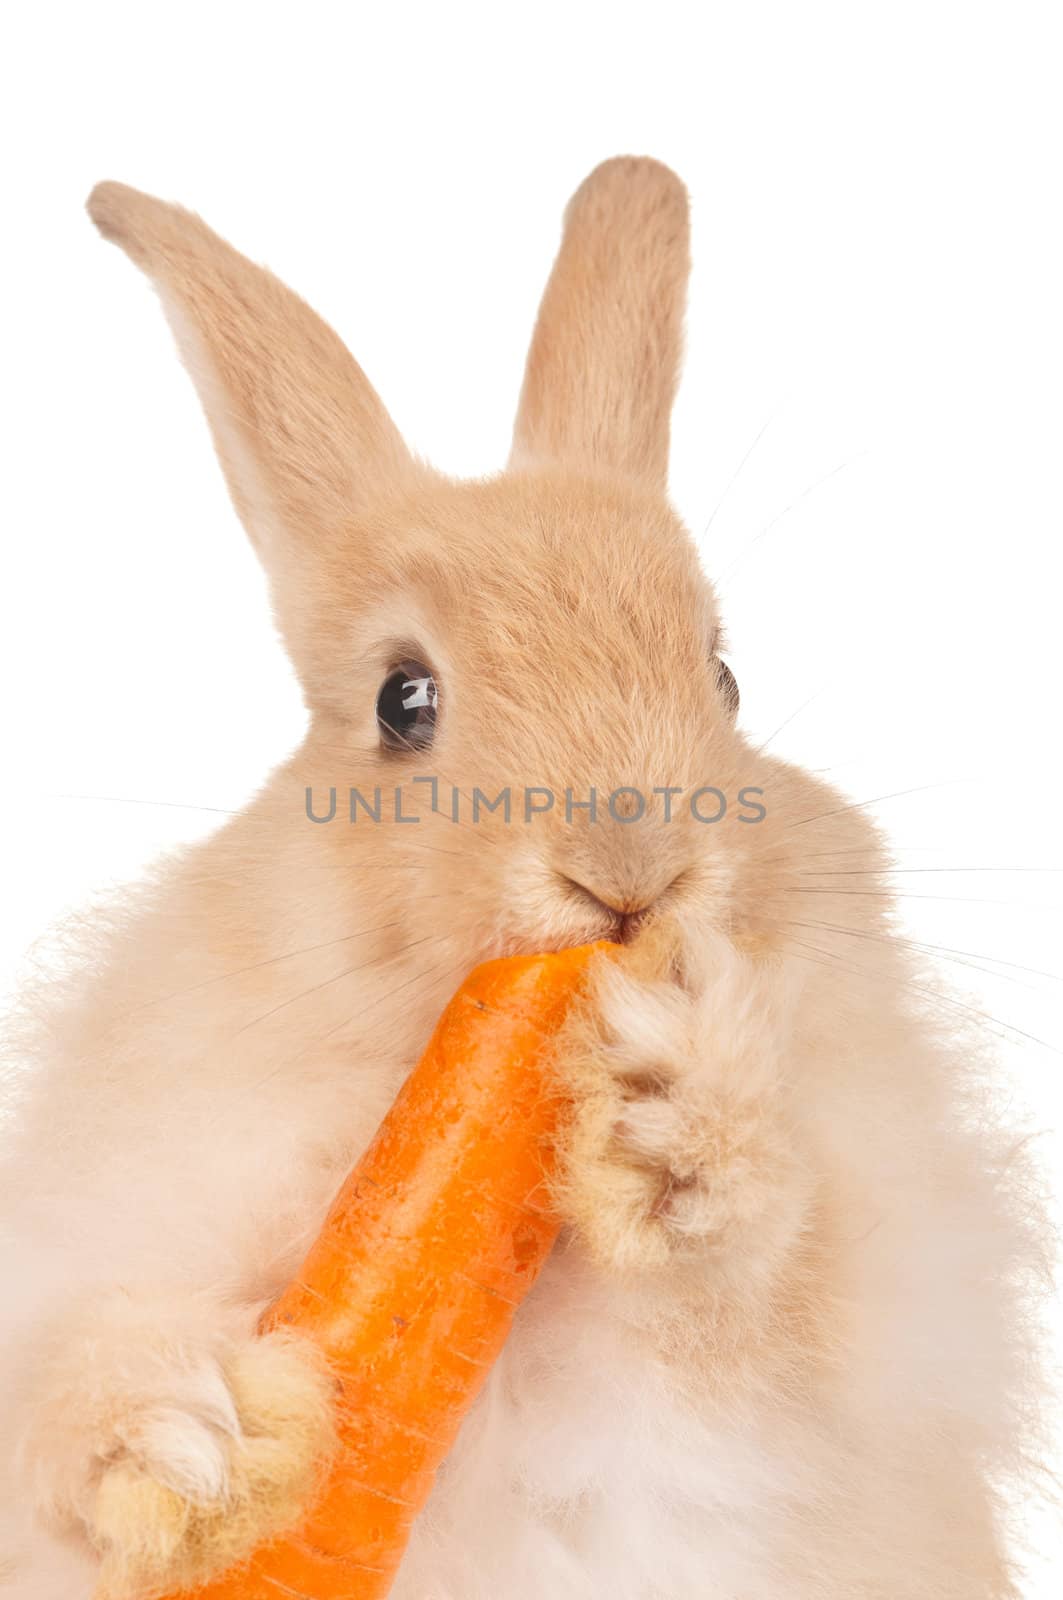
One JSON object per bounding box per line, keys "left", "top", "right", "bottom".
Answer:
{"left": 377, "top": 659, "right": 438, "bottom": 752}
{"left": 715, "top": 658, "right": 739, "bottom": 716}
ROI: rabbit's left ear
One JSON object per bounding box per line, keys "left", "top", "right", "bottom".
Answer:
{"left": 510, "top": 157, "right": 690, "bottom": 491}
{"left": 87, "top": 183, "right": 420, "bottom": 568}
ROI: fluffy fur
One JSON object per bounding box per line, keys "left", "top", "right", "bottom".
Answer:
{"left": 0, "top": 157, "right": 1050, "bottom": 1598}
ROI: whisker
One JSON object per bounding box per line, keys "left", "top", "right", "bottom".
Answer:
{"left": 178, "top": 845, "right": 472, "bottom": 890}
{"left": 50, "top": 793, "right": 238, "bottom": 816}
{"left": 720, "top": 450, "right": 868, "bottom": 581}
{"left": 787, "top": 780, "right": 968, "bottom": 829}
{"left": 784, "top": 888, "right": 1062, "bottom": 908}
{"left": 751, "top": 691, "right": 822, "bottom": 759}
{"left": 48, "top": 781, "right": 507, "bottom": 856}
{"left": 702, "top": 410, "right": 777, "bottom": 538}
{"left": 116, "top": 907, "right": 447, "bottom": 1020}
{"left": 233, "top": 934, "right": 438, "bottom": 1038}
{"left": 752, "top": 847, "right": 962, "bottom": 871}
{"left": 317, "top": 953, "right": 467, "bottom": 1047}
{"left": 772, "top": 845, "right": 969, "bottom": 859}
{"left": 785, "top": 938, "right": 1062, "bottom": 1057}
{"left": 800, "top": 866, "right": 1062, "bottom": 877}
{"left": 198, "top": 952, "right": 464, "bottom": 1130}
{"left": 785, "top": 917, "right": 1062, "bottom": 988}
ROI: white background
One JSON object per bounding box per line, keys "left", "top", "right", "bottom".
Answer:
{"left": 2, "top": 0, "right": 1060, "bottom": 1585}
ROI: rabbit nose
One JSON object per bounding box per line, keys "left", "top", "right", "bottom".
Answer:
{"left": 557, "top": 875, "right": 658, "bottom": 944}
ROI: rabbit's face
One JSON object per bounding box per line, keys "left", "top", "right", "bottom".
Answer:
{"left": 298, "top": 469, "right": 834, "bottom": 968}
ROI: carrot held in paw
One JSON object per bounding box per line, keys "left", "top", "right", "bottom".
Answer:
{"left": 165, "top": 941, "right": 609, "bottom": 1600}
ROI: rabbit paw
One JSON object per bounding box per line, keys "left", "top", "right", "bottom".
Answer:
{"left": 554, "top": 924, "right": 805, "bottom": 1274}
{"left": 23, "top": 1299, "right": 336, "bottom": 1599}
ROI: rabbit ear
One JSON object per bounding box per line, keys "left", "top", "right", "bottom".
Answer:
{"left": 87, "top": 182, "right": 419, "bottom": 565}
{"left": 510, "top": 158, "right": 690, "bottom": 491}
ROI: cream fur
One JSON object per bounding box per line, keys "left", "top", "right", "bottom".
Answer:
{"left": 0, "top": 158, "right": 1050, "bottom": 1599}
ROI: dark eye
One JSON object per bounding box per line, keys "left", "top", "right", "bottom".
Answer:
{"left": 714, "top": 658, "right": 739, "bottom": 716}
{"left": 377, "top": 659, "right": 439, "bottom": 752}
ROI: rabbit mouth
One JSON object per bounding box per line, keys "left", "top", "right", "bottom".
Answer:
{"left": 555, "top": 879, "right": 654, "bottom": 946}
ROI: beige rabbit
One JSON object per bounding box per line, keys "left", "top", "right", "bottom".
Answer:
{"left": 0, "top": 158, "right": 1049, "bottom": 1599}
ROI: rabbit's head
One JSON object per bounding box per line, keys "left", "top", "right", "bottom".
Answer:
{"left": 88, "top": 161, "right": 877, "bottom": 975}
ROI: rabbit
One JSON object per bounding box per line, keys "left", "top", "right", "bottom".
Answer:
{"left": 0, "top": 156, "right": 1050, "bottom": 1600}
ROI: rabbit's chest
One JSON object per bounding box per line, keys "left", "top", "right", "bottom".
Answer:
{"left": 394, "top": 1252, "right": 785, "bottom": 1599}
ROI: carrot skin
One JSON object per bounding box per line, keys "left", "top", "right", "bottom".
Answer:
{"left": 164, "top": 942, "right": 606, "bottom": 1600}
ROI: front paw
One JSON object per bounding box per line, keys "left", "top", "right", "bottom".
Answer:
{"left": 23, "top": 1298, "right": 336, "bottom": 1599}
{"left": 554, "top": 924, "right": 806, "bottom": 1274}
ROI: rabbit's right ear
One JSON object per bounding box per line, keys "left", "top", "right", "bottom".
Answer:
{"left": 87, "top": 183, "right": 420, "bottom": 572}
{"left": 510, "top": 158, "right": 690, "bottom": 491}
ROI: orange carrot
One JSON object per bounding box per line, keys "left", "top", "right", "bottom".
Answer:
{"left": 167, "top": 941, "right": 607, "bottom": 1600}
